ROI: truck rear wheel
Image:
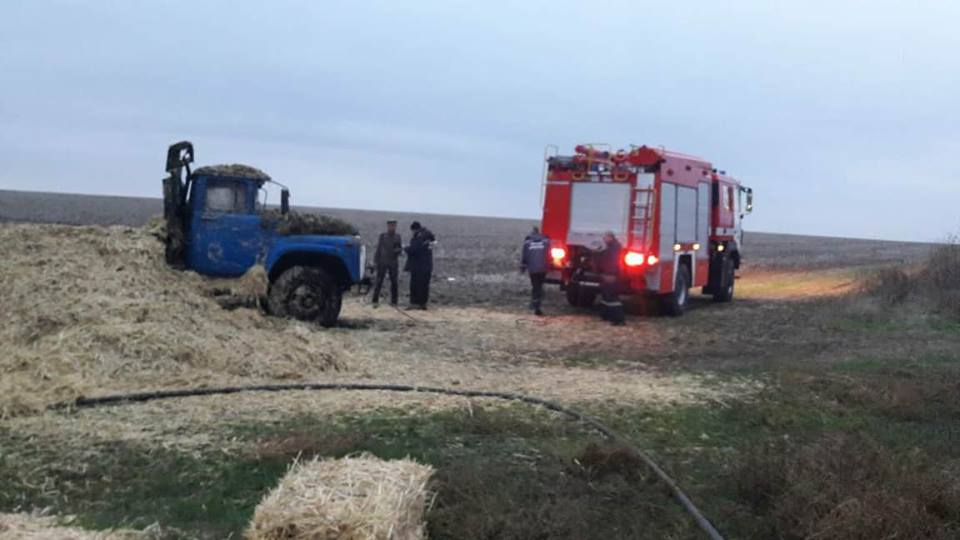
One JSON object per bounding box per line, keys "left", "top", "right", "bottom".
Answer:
{"left": 661, "top": 264, "right": 690, "bottom": 316}
{"left": 268, "top": 266, "right": 342, "bottom": 327}
{"left": 712, "top": 255, "right": 735, "bottom": 303}
{"left": 566, "top": 283, "right": 597, "bottom": 308}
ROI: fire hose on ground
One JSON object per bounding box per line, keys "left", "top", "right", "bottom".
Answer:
{"left": 49, "top": 382, "right": 726, "bottom": 540}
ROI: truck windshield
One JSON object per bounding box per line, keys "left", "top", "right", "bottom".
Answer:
{"left": 205, "top": 180, "right": 246, "bottom": 213}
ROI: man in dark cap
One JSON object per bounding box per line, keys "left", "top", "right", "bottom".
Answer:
{"left": 520, "top": 225, "right": 551, "bottom": 316}
{"left": 371, "top": 220, "right": 402, "bottom": 307}
{"left": 596, "top": 231, "right": 626, "bottom": 325}
{"left": 404, "top": 221, "right": 436, "bottom": 310}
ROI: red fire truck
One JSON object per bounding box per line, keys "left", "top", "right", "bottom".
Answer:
{"left": 541, "top": 144, "right": 753, "bottom": 315}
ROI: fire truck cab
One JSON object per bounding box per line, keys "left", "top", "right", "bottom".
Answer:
{"left": 541, "top": 144, "right": 753, "bottom": 315}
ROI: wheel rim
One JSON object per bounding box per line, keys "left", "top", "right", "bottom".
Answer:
{"left": 290, "top": 284, "right": 325, "bottom": 319}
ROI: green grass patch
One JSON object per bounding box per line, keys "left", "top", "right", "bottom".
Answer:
{"left": 0, "top": 405, "right": 700, "bottom": 539}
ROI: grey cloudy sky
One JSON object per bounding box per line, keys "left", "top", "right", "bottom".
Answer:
{"left": 1, "top": 0, "right": 958, "bottom": 241}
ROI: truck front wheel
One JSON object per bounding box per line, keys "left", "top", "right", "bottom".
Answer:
{"left": 661, "top": 264, "right": 691, "bottom": 316}
{"left": 712, "top": 255, "right": 735, "bottom": 302}
{"left": 268, "top": 266, "right": 342, "bottom": 327}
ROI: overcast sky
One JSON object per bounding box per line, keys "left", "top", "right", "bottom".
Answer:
{"left": 1, "top": 0, "right": 958, "bottom": 241}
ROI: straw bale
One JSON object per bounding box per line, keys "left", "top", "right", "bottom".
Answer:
{"left": 193, "top": 164, "right": 271, "bottom": 180}
{"left": 246, "top": 454, "right": 434, "bottom": 540}
{"left": 0, "top": 512, "right": 144, "bottom": 539}
{"left": 261, "top": 209, "right": 358, "bottom": 237}
{"left": 0, "top": 223, "right": 346, "bottom": 417}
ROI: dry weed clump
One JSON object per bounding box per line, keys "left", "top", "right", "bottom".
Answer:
{"left": 0, "top": 223, "right": 346, "bottom": 417}
{"left": 737, "top": 433, "right": 960, "bottom": 539}
{"left": 922, "top": 239, "right": 960, "bottom": 290}
{"left": 921, "top": 241, "right": 960, "bottom": 318}
{"left": 858, "top": 239, "right": 960, "bottom": 319}
{"left": 246, "top": 454, "right": 434, "bottom": 540}
{"left": 861, "top": 267, "right": 912, "bottom": 304}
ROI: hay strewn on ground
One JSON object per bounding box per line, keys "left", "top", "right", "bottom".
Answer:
{"left": 0, "top": 512, "right": 143, "bottom": 539}
{"left": 247, "top": 454, "right": 433, "bottom": 540}
{"left": 0, "top": 223, "right": 345, "bottom": 417}
{"left": 261, "top": 209, "right": 358, "bottom": 237}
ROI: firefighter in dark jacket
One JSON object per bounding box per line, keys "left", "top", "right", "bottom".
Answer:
{"left": 404, "top": 221, "right": 436, "bottom": 310}
{"left": 597, "top": 231, "right": 626, "bottom": 325}
{"left": 521, "top": 226, "right": 551, "bottom": 316}
{"left": 372, "top": 220, "right": 402, "bottom": 307}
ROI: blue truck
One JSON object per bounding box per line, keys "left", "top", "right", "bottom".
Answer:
{"left": 162, "top": 141, "right": 366, "bottom": 327}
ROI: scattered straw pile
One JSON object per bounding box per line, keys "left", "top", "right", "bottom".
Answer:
{"left": 0, "top": 222, "right": 346, "bottom": 417}
{"left": 213, "top": 264, "right": 270, "bottom": 310}
{"left": 261, "top": 209, "right": 358, "bottom": 237}
{"left": 0, "top": 512, "right": 143, "bottom": 539}
{"left": 247, "top": 454, "right": 434, "bottom": 540}
{"left": 193, "top": 163, "right": 271, "bottom": 180}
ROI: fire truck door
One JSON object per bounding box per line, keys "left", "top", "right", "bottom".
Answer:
{"left": 697, "top": 182, "right": 710, "bottom": 284}
{"left": 655, "top": 182, "right": 677, "bottom": 292}
{"left": 677, "top": 185, "right": 698, "bottom": 283}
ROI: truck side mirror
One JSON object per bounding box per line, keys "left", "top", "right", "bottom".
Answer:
{"left": 745, "top": 190, "right": 754, "bottom": 213}
{"left": 281, "top": 189, "right": 290, "bottom": 215}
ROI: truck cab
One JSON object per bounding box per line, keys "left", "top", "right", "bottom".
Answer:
{"left": 163, "top": 141, "right": 365, "bottom": 326}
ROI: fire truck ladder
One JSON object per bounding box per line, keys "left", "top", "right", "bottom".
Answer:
{"left": 632, "top": 187, "right": 655, "bottom": 249}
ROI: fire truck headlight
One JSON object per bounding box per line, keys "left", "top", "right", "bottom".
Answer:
{"left": 647, "top": 254, "right": 659, "bottom": 265}
{"left": 717, "top": 244, "right": 725, "bottom": 252}
{"left": 624, "top": 251, "right": 645, "bottom": 267}
{"left": 551, "top": 247, "right": 567, "bottom": 261}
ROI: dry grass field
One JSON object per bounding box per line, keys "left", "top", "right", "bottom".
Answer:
{"left": 1, "top": 189, "right": 958, "bottom": 539}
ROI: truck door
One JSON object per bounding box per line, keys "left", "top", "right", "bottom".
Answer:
{"left": 187, "top": 178, "right": 265, "bottom": 276}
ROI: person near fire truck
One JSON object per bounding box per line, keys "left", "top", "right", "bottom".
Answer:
{"left": 520, "top": 226, "right": 550, "bottom": 316}
{"left": 371, "top": 219, "right": 403, "bottom": 307}
{"left": 404, "top": 221, "right": 436, "bottom": 310}
{"left": 597, "top": 231, "right": 626, "bottom": 326}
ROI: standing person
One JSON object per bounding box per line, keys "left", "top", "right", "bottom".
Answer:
{"left": 404, "top": 221, "right": 436, "bottom": 310}
{"left": 371, "top": 220, "right": 403, "bottom": 307}
{"left": 596, "top": 231, "right": 626, "bottom": 326}
{"left": 520, "top": 226, "right": 551, "bottom": 316}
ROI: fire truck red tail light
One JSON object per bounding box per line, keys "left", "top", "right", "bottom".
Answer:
{"left": 624, "top": 251, "right": 645, "bottom": 267}
{"left": 551, "top": 247, "right": 567, "bottom": 261}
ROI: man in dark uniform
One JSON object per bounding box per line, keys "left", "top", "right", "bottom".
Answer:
{"left": 404, "top": 221, "right": 436, "bottom": 310}
{"left": 597, "top": 231, "right": 626, "bottom": 326}
{"left": 521, "top": 226, "right": 551, "bottom": 316}
{"left": 371, "top": 220, "right": 402, "bottom": 307}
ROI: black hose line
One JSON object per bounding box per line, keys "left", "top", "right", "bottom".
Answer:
{"left": 51, "top": 382, "right": 725, "bottom": 540}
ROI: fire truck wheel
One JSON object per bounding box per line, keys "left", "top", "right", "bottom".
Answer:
{"left": 566, "top": 284, "right": 597, "bottom": 308}
{"left": 268, "top": 265, "right": 343, "bottom": 327}
{"left": 662, "top": 264, "right": 691, "bottom": 316}
{"left": 713, "top": 255, "right": 735, "bottom": 303}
